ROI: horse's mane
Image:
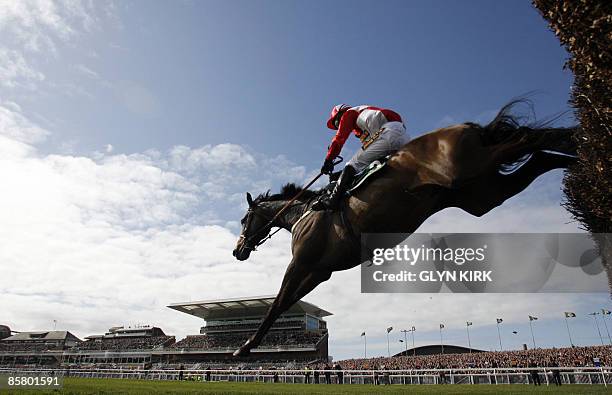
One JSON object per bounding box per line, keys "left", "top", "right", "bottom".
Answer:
{"left": 253, "top": 183, "right": 322, "bottom": 204}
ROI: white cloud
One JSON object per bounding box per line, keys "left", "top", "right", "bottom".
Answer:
{"left": 0, "top": 0, "right": 112, "bottom": 93}
{"left": 74, "top": 63, "right": 99, "bottom": 79}
{"left": 0, "top": 0, "right": 99, "bottom": 52}
{"left": 0, "top": 48, "right": 45, "bottom": 89}
{"left": 0, "top": 104, "right": 49, "bottom": 144}
{"left": 0, "top": 105, "right": 306, "bottom": 344}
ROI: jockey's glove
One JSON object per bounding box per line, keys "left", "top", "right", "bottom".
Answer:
{"left": 321, "top": 158, "right": 334, "bottom": 175}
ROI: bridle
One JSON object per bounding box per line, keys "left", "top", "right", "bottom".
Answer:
{"left": 239, "top": 198, "right": 315, "bottom": 251}
{"left": 238, "top": 157, "right": 343, "bottom": 252}
{"left": 239, "top": 206, "right": 283, "bottom": 251}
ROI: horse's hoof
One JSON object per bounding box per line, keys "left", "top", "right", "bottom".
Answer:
{"left": 233, "top": 346, "right": 251, "bottom": 357}
{"left": 233, "top": 340, "right": 252, "bottom": 357}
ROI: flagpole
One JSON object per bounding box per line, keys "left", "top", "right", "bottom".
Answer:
{"left": 496, "top": 321, "right": 503, "bottom": 351}
{"left": 529, "top": 319, "right": 536, "bottom": 349}
{"left": 411, "top": 328, "right": 415, "bottom": 357}
{"left": 466, "top": 323, "right": 472, "bottom": 353}
{"left": 601, "top": 311, "right": 612, "bottom": 345}
{"left": 401, "top": 330, "right": 408, "bottom": 356}
{"left": 564, "top": 315, "right": 574, "bottom": 347}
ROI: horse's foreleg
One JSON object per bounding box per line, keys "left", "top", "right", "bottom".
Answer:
{"left": 233, "top": 261, "right": 330, "bottom": 356}
{"left": 455, "top": 151, "right": 574, "bottom": 217}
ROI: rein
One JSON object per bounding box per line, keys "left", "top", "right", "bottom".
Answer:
{"left": 243, "top": 156, "right": 343, "bottom": 249}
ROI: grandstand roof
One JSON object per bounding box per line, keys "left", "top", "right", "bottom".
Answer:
{"left": 2, "top": 331, "right": 81, "bottom": 342}
{"left": 394, "top": 344, "right": 485, "bottom": 357}
{"left": 168, "top": 295, "right": 332, "bottom": 320}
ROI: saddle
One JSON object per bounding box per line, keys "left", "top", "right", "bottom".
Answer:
{"left": 293, "top": 155, "right": 391, "bottom": 233}
{"left": 325, "top": 155, "right": 391, "bottom": 194}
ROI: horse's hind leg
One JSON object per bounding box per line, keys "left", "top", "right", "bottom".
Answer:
{"left": 233, "top": 261, "right": 331, "bottom": 356}
{"left": 455, "top": 151, "right": 574, "bottom": 217}
{"left": 536, "top": 127, "right": 577, "bottom": 156}
{"left": 493, "top": 128, "right": 577, "bottom": 166}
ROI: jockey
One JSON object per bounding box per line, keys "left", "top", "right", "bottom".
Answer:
{"left": 312, "top": 104, "right": 410, "bottom": 211}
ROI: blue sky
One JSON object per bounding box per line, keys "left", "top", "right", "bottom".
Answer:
{"left": 1, "top": 0, "right": 609, "bottom": 361}
{"left": 24, "top": 0, "right": 574, "bottom": 162}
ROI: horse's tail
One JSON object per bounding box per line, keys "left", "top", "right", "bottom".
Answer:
{"left": 477, "top": 99, "right": 577, "bottom": 170}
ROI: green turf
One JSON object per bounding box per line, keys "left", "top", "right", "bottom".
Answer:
{"left": 3, "top": 378, "right": 612, "bottom": 394}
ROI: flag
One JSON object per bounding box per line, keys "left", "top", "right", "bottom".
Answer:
{"left": 386, "top": 327, "right": 393, "bottom": 333}
{"left": 588, "top": 312, "right": 599, "bottom": 316}
{"left": 399, "top": 339, "right": 404, "bottom": 343}
{"left": 529, "top": 316, "right": 538, "bottom": 321}
{"left": 496, "top": 318, "right": 503, "bottom": 324}
{"left": 565, "top": 312, "right": 576, "bottom": 318}
{"left": 512, "top": 331, "right": 518, "bottom": 334}
{"left": 466, "top": 322, "right": 473, "bottom": 326}
{"left": 602, "top": 309, "right": 611, "bottom": 315}
{"left": 360, "top": 332, "right": 366, "bottom": 337}
{"left": 439, "top": 324, "right": 445, "bottom": 329}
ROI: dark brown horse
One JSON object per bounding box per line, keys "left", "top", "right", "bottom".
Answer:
{"left": 232, "top": 101, "right": 576, "bottom": 356}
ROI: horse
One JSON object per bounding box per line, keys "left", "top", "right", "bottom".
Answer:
{"left": 231, "top": 100, "right": 577, "bottom": 356}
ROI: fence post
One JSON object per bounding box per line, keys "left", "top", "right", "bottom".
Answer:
{"left": 601, "top": 367, "right": 607, "bottom": 387}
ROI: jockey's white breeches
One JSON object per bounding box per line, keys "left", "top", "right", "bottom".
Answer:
{"left": 347, "top": 121, "right": 410, "bottom": 172}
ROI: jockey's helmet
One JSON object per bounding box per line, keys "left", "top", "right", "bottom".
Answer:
{"left": 327, "top": 104, "right": 350, "bottom": 130}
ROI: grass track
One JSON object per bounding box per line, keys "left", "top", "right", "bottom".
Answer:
{"left": 3, "top": 378, "right": 612, "bottom": 394}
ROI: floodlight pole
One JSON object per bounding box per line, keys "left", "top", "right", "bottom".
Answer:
{"left": 601, "top": 313, "right": 612, "bottom": 345}
{"left": 529, "top": 319, "right": 536, "bottom": 349}
{"left": 564, "top": 315, "right": 574, "bottom": 347}
{"left": 363, "top": 334, "right": 367, "bottom": 358}
{"left": 386, "top": 331, "right": 390, "bottom": 358}
{"left": 440, "top": 326, "right": 444, "bottom": 355}
{"left": 466, "top": 323, "right": 472, "bottom": 353}
{"left": 400, "top": 330, "right": 408, "bottom": 356}
{"left": 591, "top": 313, "right": 605, "bottom": 346}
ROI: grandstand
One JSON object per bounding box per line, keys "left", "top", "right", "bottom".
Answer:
{"left": 63, "top": 325, "right": 174, "bottom": 366}
{"left": 0, "top": 296, "right": 331, "bottom": 368}
{"left": 165, "top": 295, "right": 331, "bottom": 363}
{"left": 0, "top": 326, "right": 10, "bottom": 340}
{"left": 0, "top": 330, "right": 81, "bottom": 366}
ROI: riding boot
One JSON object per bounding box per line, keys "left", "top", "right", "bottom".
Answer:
{"left": 312, "top": 165, "right": 357, "bottom": 211}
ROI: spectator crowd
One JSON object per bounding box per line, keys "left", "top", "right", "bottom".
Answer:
{"left": 71, "top": 336, "right": 174, "bottom": 351}
{"left": 337, "top": 345, "right": 612, "bottom": 370}
{"left": 171, "top": 331, "right": 324, "bottom": 350}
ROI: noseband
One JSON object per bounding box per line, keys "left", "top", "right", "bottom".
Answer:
{"left": 239, "top": 207, "right": 282, "bottom": 251}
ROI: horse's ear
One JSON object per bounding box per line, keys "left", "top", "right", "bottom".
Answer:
{"left": 246, "top": 192, "right": 253, "bottom": 207}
